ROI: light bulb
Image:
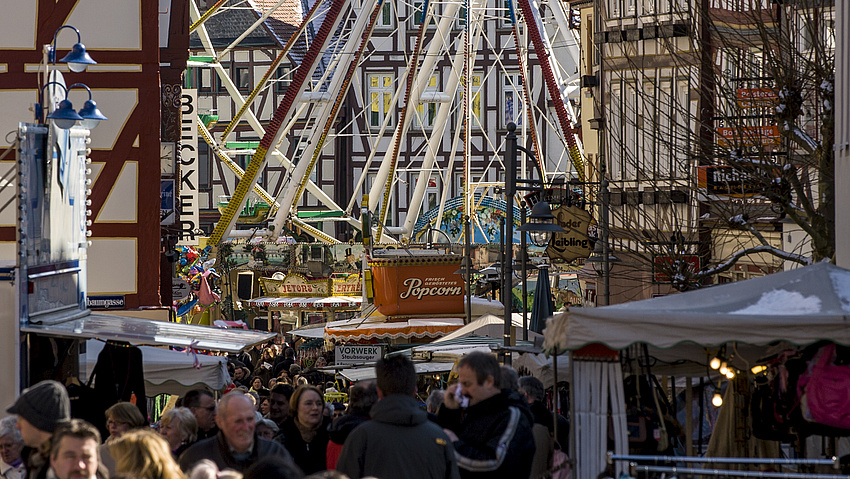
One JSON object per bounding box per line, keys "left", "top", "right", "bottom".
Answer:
{"left": 726, "top": 369, "right": 735, "bottom": 379}
{"left": 712, "top": 392, "right": 723, "bottom": 407}
{"left": 719, "top": 362, "right": 728, "bottom": 375}
{"left": 751, "top": 365, "right": 767, "bottom": 375}
{"left": 710, "top": 357, "right": 721, "bottom": 370}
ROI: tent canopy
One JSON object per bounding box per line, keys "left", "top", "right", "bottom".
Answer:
{"left": 544, "top": 263, "right": 850, "bottom": 373}
{"left": 84, "top": 340, "right": 230, "bottom": 396}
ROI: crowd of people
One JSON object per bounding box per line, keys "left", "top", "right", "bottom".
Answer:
{"left": 1, "top": 344, "right": 569, "bottom": 479}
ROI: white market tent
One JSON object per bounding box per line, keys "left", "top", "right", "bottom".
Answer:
{"left": 84, "top": 340, "right": 231, "bottom": 397}
{"left": 545, "top": 262, "right": 850, "bottom": 361}
{"left": 542, "top": 262, "right": 850, "bottom": 479}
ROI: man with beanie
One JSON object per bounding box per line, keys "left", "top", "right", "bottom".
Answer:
{"left": 6, "top": 380, "right": 71, "bottom": 479}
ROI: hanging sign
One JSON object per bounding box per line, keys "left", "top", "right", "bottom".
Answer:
{"left": 546, "top": 206, "right": 593, "bottom": 262}
{"left": 369, "top": 256, "right": 464, "bottom": 317}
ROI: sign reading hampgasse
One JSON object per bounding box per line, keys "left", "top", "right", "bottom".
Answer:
{"left": 335, "top": 345, "right": 383, "bottom": 365}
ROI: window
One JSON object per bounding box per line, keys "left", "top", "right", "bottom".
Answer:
{"left": 290, "top": 136, "right": 309, "bottom": 166}
{"left": 498, "top": 0, "right": 514, "bottom": 27}
{"left": 414, "top": 75, "right": 439, "bottom": 130}
{"left": 199, "top": 69, "right": 213, "bottom": 92}
{"left": 623, "top": 81, "right": 637, "bottom": 181}
{"left": 275, "top": 65, "right": 292, "bottom": 92}
{"left": 376, "top": 2, "right": 393, "bottom": 28}
{"left": 459, "top": 74, "right": 482, "bottom": 128}
{"left": 411, "top": 1, "right": 437, "bottom": 28}
{"left": 368, "top": 74, "right": 395, "bottom": 127}
{"left": 502, "top": 73, "right": 524, "bottom": 127}
{"left": 235, "top": 67, "right": 250, "bottom": 91}
{"left": 199, "top": 142, "right": 211, "bottom": 190}
{"left": 609, "top": 81, "right": 622, "bottom": 180}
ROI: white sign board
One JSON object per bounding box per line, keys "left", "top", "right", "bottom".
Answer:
{"left": 178, "top": 90, "right": 199, "bottom": 245}
{"left": 335, "top": 345, "right": 383, "bottom": 365}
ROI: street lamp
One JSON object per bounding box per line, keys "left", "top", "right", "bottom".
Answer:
{"left": 37, "top": 26, "right": 104, "bottom": 129}
{"left": 502, "top": 122, "right": 567, "bottom": 364}
{"left": 37, "top": 82, "right": 107, "bottom": 130}
{"left": 48, "top": 25, "right": 97, "bottom": 72}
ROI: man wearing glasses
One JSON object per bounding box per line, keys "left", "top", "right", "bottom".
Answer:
{"left": 180, "top": 389, "right": 218, "bottom": 440}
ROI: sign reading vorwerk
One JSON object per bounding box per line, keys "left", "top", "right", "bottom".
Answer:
{"left": 335, "top": 345, "right": 383, "bottom": 365}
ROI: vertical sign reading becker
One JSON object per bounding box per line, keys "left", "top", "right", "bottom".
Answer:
{"left": 178, "top": 90, "right": 199, "bottom": 245}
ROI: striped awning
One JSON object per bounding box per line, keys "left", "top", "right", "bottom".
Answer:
{"left": 324, "top": 317, "right": 465, "bottom": 341}
{"left": 245, "top": 296, "right": 362, "bottom": 309}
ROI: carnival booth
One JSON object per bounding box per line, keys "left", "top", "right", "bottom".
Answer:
{"left": 245, "top": 272, "right": 363, "bottom": 331}
{"left": 320, "top": 252, "right": 470, "bottom": 346}
{"left": 543, "top": 262, "right": 850, "bottom": 479}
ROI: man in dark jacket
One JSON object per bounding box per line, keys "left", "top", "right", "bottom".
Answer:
{"left": 337, "top": 356, "right": 460, "bottom": 479}
{"left": 438, "top": 352, "right": 535, "bottom": 478}
{"left": 178, "top": 392, "right": 294, "bottom": 473}
{"left": 6, "top": 380, "right": 72, "bottom": 479}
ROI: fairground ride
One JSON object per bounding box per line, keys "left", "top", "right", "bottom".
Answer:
{"left": 189, "top": 0, "right": 586, "bottom": 247}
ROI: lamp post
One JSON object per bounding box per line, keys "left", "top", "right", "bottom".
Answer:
{"left": 37, "top": 26, "right": 105, "bottom": 129}
{"left": 503, "top": 122, "right": 567, "bottom": 364}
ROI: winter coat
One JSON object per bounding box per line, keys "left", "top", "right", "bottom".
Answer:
{"left": 279, "top": 416, "right": 332, "bottom": 474}
{"left": 337, "top": 394, "right": 460, "bottom": 479}
{"left": 177, "top": 431, "right": 291, "bottom": 473}
{"left": 326, "top": 413, "right": 370, "bottom": 470}
{"left": 437, "top": 389, "right": 536, "bottom": 479}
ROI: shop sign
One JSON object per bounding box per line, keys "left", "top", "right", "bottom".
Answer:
{"left": 335, "top": 345, "right": 383, "bottom": 365}
{"left": 86, "top": 295, "right": 126, "bottom": 309}
{"left": 369, "top": 256, "right": 464, "bottom": 316}
{"left": 332, "top": 273, "right": 362, "bottom": 296}
{"left": 177, "top": 90, "right": 199, "bottom": 245}
{"left": 161, "top": 179, "right": 175, "bottom": 226}
{"left": 736, "top": 88, "right": 778, "bottom": 109}
{"left": 697, "top": 165, "right": 763, "bottom": 197}
{"left": 172, "top": 278, "right": 191, "bottom": 301}
{"left": 546, "top": 206, "right": 593, "bottom": 262}
{"left": 716, "top": 125, "right": 780, "bottom": 147}
{"left": 260, "top": 274, "right": 330, "bottom": 297}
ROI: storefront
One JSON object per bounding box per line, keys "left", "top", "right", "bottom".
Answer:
{"left": 245, "top": 272, "right": 363, "bottom": 332}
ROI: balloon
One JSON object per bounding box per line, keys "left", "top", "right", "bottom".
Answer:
{"left": 176, "top": 297, "right": 198, "bottom": 316}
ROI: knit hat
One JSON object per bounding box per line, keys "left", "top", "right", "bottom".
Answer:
{"left": 6, "top": 380, "right": 71, "bottom": 433}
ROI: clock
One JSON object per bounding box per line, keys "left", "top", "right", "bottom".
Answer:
{"left": 160, "top": 141, "right": 176, "bottom": 176}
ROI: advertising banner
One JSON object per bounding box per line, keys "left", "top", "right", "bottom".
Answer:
{"left": 335, "top": 345, "right": 383, "bottom": 365}
{"left": 369, "top": 256, "right": 464, "bottom": 317}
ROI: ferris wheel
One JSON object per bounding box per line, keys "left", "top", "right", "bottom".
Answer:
{"left": 189, "top": 0, "right": 585, "bottom": 246}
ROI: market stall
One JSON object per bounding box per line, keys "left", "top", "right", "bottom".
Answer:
{"left": 245, "top": 272, "right": 363, "bottom": 331}
{"left": 542, "top": 262, "right": 850, "bottom": 479}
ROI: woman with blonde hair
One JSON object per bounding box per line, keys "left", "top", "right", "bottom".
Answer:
{"left": 110, "top": 428, "right": 186, "bottom": 479}
{"left": 158, "top": 407, "right": 198, "bottom": 457}
{"left": 100, "top": 402, "right": 147, "bottom": 475}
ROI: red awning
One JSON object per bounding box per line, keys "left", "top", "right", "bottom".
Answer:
{"left": 324, "top": 317, "right": 465, "bottom": 341}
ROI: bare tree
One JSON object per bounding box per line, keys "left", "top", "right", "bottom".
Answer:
{"left": 593, "top": 0, "right": 834, "bottom": 293}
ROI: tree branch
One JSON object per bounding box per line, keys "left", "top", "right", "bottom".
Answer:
{"left": 694, "top": 245, "right": 811, "bottom": 282}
